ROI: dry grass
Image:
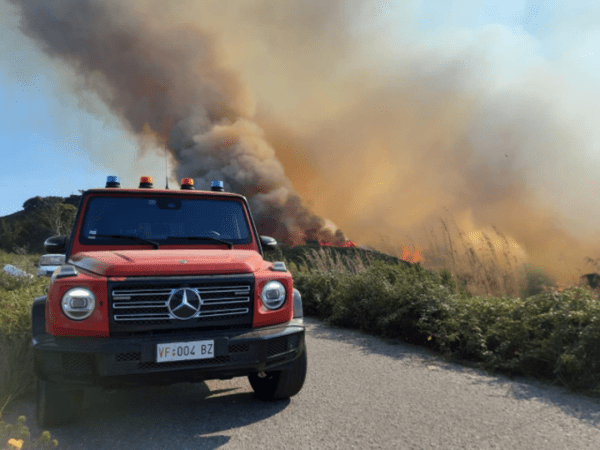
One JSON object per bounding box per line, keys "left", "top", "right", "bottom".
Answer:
{"left": 294, "top": 247, "right": 375, "bottom": 275}
{"left": 292, "top": 217, "right": 536, "bottom": 299}
{"left": 0, "top": 333, "right": 35, "bottom": 415}
{"left": 378, "top": 215, "right": 532, "bottom": 299}
{"left": 415, "top": 215, "right": 600, "bottom": 299}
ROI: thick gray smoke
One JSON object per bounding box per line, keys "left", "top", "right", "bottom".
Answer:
{"left": 8, "top": 0, "right": 345, "bottom": 245}
{"left": 9, "top": 0, "right": 600, "bottom": 283}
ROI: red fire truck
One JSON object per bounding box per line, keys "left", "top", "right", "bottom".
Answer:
{"left": 32, "top": 176, "right": 307, "bottom": 426}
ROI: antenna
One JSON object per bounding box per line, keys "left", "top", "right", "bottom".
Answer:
{"left": 165, "top": 146, "right": 169, "bottom": 189}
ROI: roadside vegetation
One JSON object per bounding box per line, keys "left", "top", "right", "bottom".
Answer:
{"left": 0, "top": 250, "right": 58, "bottom": 449}
{"left": 266, "top": 217, "right": 600, "bottom": 395}
{"left": 0, "top": 198, "right": 599, "bottom": 446}
{"left": 287, "top": 251, "right": 600, "bottom": 391}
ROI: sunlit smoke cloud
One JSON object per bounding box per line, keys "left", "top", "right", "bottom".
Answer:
{"left": 8, "top": 0, "right": 346, "bottom": 244}
{"left": 8, "top": 0, "right": 600, "bottom": 282}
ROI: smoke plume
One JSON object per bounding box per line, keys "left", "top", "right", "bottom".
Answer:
{"left": 8, "top": 0, "right": 600, "bottom": 282}
{"left": 7, "top": 0, "right": 345, "bottom": 245}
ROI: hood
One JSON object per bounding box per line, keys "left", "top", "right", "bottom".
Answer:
{"left": 69, "top": 249, "right": 267, "bottom": 277}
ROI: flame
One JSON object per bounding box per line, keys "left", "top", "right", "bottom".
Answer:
{"left": 399, "top": 245, "right": 424, "bottom": 264}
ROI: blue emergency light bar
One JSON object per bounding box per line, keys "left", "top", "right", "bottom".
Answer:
{"left": 105, "top": 175, "right": 121, "bottom": 188}
{"left": 211, "top": 180, "right": 224, "bottom": 192}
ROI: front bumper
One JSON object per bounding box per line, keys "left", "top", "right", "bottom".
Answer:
{"left": 33, "top": 319, "right": 305, "bottom": 388}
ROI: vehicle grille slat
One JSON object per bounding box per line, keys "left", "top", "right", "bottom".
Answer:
{"left": 112, "top": 297, "right": 250, "bottom": 309}
{"left": 114, "top": 314, "right": 172, "bottom": 321}
{"left": 112, "top": 286, "right": 250, "bottom": 299}
{"left": 113, "top": 302, "right": 167, "bottom": 309}
{"left": 193, "top": 308, "right": 249, "bottom": 317}
{"left": 113, "top": 308, "right": 249, "bottom": 321}
{"left": 202, "top": 298, "right": 250, "bottom": 305}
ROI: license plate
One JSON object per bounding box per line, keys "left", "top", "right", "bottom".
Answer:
{"left": 156, "top": 340, "right": 214, "bottom": 363}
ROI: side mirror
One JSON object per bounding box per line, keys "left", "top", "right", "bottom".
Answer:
{"left": 260, "top": 236, "right": 278, "bottom": 252}
{"left": 44, "top": 235, "right": 67, "bottom": 254}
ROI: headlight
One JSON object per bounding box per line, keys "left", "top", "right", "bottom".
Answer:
{"left": 61, "top": 288, "right": 96, "bottom": 321}
{"left": 260, "top": 281, "right": 286, "bottom": 310}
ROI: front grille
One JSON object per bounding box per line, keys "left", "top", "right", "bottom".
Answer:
{"left": 139, "top": 356, "right": 230, "bottom": 371}
{"left": 268, "top": 337, "right": 288, "bottom": 357}
{"left": 62, "top": 353, "right": 94, "bottom": 374}
{"left": 268, "top": 334, "right": 300, "bottom": 357}
{"left": 228, "top": 343, "right": 250, "bottom": 353}
{"left": 109, "top": 274, "right": 254, "bottom": 335}
{"left": 112, "top": 286, "right": 251, "bottom": 321}
{"left": 115, "top": 352, "right": 142, "bottom": 362}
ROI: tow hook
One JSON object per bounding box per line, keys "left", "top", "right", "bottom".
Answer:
{"left": 257, "top": 371, "right": 267, "bottom": 378}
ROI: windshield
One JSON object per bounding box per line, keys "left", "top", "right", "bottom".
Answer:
{"left": 79, "top": 195, "right": 252, "bottom": 246}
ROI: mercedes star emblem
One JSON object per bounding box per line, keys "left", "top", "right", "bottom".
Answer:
{"left": 167, "top": 288, "right": 202, "bottom": 320}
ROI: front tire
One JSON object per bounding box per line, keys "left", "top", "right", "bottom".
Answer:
{"left": 36, "top": 379, "right": 83, "bottom": 427}
{"left": 248, "top": 342, "right": 307, "bottom": 401}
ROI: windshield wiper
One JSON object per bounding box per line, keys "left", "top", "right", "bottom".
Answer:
{"left": 90, "top": 234, "right": 160, "bottom": 249}
{"left": 165, "top": 236, "right": 233, "bottom": 249}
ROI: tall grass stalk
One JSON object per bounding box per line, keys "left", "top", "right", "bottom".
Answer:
{"left": 296, "top": 247, "right": 374, "bottom": 275}
{"left": 0, "top": 332, "right": 36, "bottom": 411}
{"left": 409, "top": 215, "right": 528, "bottom": 299}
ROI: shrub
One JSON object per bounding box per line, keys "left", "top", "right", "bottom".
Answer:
{"left": 0, "top": 414, "right": 59, "bottom": 449}
{"left": 293, "top": 271, "right": 346, "bottom": 319}
{"left": 0, "top": 253, "right": 48, "bottom": 412}
{"left": 290, "top": 249, "right": 600, "bottom": 391}
{"left": 306, "top": 261, "right": 455, "bottom": 345}
{"left": 419, "top": 286, "right": 600, "bottom": 389}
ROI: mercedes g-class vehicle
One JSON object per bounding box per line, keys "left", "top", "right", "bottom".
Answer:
{"left": 32, "top": 176, "right": 306, "bottom": 426}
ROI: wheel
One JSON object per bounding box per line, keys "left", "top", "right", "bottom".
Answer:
{"left": 248, "top": 341, "right": 307, "bottom": 401}
{"left": 36, "top": 379, "right": 83, "bottom": 427}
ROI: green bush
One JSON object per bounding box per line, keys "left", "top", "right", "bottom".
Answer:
{"left": 290, "top": 252, "right": 600, "bottom": 391}
{"left": 293, "top": 270, "right": 347, "bottom": 319}
{"left": 296, "top": 260, "right": 454, "bottom": 345}
{"left": 0, "top": 414, "right": 58, "bottom": 449}
{"left": 0, "top": 251, "right": 60, "bottom": 449}
{"left": 0, "top": 253, "right": 48, "bottom": 412}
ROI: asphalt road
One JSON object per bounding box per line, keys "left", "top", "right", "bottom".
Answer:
{"left": 6, "top": 317, "right": 600, "bottom": 450}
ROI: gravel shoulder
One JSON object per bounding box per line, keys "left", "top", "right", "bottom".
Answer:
{"left": 5, "top": 317, "right": 600, "bottom": 450}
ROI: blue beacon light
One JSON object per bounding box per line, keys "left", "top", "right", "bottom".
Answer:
{"left": 105, "top": 175, "right": 121, "bottom": 188}
{"left": 211, "top": 180, "right": 224, "bottom": 192}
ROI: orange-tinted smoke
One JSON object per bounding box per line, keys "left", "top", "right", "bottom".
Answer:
{"left": 9, "top": 0, "right": 345, "bottom": 245}
{"left": 11, "top": 0, "right": 600, "bottom": 283}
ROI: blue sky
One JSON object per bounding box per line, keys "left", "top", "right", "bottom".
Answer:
{"left": 0, "top": 0, "right": 599, "bottom": 219}
{"left": 0, "top": 2, "right": 168, "bottom": 215}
